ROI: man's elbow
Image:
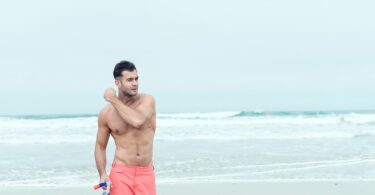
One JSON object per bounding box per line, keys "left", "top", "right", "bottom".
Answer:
{"left": 95, "top": 143, "right": 107, "bottom": 151}
{"left": 132, "top": 117, "right": 147, "bottom": 129}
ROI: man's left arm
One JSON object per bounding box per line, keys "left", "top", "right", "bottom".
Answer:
{"left": 108, "top": 95, "right": 155, "bottom": 129}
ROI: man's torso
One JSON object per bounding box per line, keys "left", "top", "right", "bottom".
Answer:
{"left": 104, "top": 94, "right": 156, "bottom": 166}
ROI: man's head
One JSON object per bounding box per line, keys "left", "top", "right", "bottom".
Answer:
{"left": 113, "top": 60, "right": 139, "bottom": 97}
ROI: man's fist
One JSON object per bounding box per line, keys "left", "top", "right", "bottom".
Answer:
{"left": 104, "top": 88, "right": 117, "bottom": 102}
{"left": 99, "top": 174, "right": 110, "bottom": 190}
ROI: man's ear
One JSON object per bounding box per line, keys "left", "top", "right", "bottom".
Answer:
{"left": 115, "top": 79, "right": 122, "bottom": 88}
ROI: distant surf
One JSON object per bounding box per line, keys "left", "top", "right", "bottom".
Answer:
{"left": 1, "top": 110, "right": 375, "bottom": 186}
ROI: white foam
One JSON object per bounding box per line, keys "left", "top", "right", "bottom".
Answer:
{"left": 163, "top": 159, "right": 375, "bottom": 180}
{"left": 157, "top": 111, "right": 240, "bottom": 119}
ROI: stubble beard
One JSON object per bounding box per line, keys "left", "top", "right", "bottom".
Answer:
{"left": 122, "top": 90, "right": 137, "bottom": 97}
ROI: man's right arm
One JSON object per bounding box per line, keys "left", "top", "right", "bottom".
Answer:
{"left": 94, "top": 109, "right": 110, "bottom": 179}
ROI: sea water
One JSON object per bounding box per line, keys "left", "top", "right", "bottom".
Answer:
{"left": 1, "top": 110, "right": 375, "bottom": 186}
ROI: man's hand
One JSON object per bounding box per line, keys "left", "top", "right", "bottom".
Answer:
{"left": 99, "top": 174, "right": 110, "bottom": 190}
{"left": 104, "top": 88, "right": 117, "bottom": 102}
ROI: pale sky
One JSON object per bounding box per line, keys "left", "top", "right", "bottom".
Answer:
{"left": 1, "top": 0, "right": 374, "bottom": 115}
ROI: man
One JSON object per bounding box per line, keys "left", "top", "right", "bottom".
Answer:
{"left": 95, "top": 60, "right": 157, "bottom": 195}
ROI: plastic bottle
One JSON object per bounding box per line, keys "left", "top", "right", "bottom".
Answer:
{"left": 93, "top": 182, "right": 111, "bottom": 195}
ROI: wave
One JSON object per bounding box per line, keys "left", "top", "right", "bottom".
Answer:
{"left": 0, "top": 136, "right": 96, "bottom": 144}
{"left": 161, "top": 158, "right": 375, "bottom": 179}
{"left": 353, "top": 133, "right": 375, "bottom": 138}
{"left": 2, "top": 110, "right": 375, "bottom": 120}
{"left": 158, "top": 158, "right": 370, "bottom": 172}
{"left": 158, "top": 110, "right": 375, "bottom": 125}
{"left": 157, "top": 110, "right": 337, "bottom": 119}
{"left": 0, "top": 114, "right": 97, "bottom": 120}
{"left": 157, "top": 111, "right": 240, "bottom": 119}
{"left": 233, "top": 111, "right": 333, "bottom": 117}
{"left": 156, "top": 131, "right": 375, "bottom": 141}
{"left": 2, "top": 131, "right": 374, "bottom": 144}
{"left": 233, "top": 110, "right": 375, "bottom": 117}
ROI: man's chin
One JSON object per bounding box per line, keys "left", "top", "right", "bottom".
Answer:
{"left": 130, "top": 91, "right": 138, "bottom": 96}
{"left": 123, "top": 91, "right": 137, "bottom": 97}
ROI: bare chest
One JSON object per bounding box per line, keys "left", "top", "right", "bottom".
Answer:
{"left": 107, "top": 113, "right": 131, "bottom": 135}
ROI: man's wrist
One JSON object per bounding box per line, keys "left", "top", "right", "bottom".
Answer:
{"left": 99, "top": 171, "right": 108, "bottom": 177}
{"left": 107, "top": 96, "right": 118, "bottom": 103}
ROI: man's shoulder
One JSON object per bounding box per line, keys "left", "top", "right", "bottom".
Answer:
{"left": 140, "top": 93, "right": 155, "bottom": 102}
{"left": 98, "top": 104, "right": 113, "bottom": 118}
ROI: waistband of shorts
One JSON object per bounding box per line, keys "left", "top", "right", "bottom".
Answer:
{"left": 112, "top": 163, "right": 155, "bottom": 170}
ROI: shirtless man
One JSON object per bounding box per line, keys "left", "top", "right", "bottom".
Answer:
{"left": 94, "top": 60, "right": 156, "bottom": 195}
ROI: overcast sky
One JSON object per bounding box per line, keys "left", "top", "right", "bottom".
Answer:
{"left": 0, "top": 0, "right": 374, "bottom": 115}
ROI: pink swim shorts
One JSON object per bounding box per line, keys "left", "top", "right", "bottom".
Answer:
{"left": 109, "top": 163, "right": 156, "bottom": 195}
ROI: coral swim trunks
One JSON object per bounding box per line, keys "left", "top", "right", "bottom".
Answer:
{"left": 109, "top": 163, "right": 156, "bottom": 195}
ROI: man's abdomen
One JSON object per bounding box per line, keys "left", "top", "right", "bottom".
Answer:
{"left": 113, "top": 140, "right": 154, "bottom": 166}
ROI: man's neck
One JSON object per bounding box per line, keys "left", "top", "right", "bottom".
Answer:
{"left": 118, "top": 93, "right": 138, "bottom": 105}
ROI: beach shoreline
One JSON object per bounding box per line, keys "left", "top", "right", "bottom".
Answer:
{"left": 3, "top": 181, "right": 374, "bottom": 195}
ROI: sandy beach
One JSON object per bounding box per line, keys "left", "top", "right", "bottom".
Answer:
{"left": 3, "top": 181, "right": 375, "bottom": 195}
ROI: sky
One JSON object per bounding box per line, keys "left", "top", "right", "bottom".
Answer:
{"left": 0, "top": 0, "right": 374, "bottom": 115}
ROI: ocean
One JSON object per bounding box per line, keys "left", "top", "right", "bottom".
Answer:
{"left": 1, "top": 110, "right": 375, "bottom": 187}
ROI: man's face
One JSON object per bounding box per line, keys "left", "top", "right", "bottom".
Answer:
{"left": 115, "top": 70, "right": 139, "bottom": 97}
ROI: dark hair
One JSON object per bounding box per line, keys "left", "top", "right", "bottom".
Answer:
{"left": 113, "top": 60, "right": 137, "bottom": 79}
